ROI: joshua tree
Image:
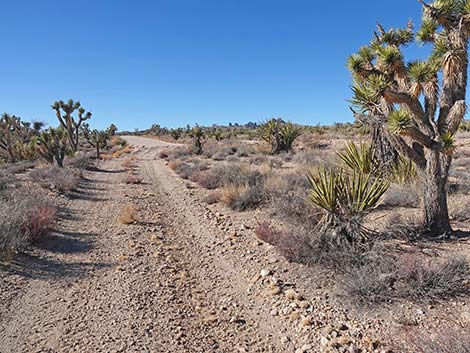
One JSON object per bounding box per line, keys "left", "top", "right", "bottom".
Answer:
{"left": 83, "top": 124, "right": 109, "bottom": 158}
{"left": 348, "top": 0, "right": 470, "bottom": 235}
{"left": 259, "top": 118, "right": 303, "bottom": 154}
{"left": 106, "top": 123, "right": 118, "bottom": 136}
{"left": 189, "top": 125, "right": 205, "bottom": 155}
{"left": 30, "top": 128, "right": 68, "bottom": 167}
{"left": 0, "top": 113, "right": 37, "bottom": 162}
{"left": 52, "top": 99, "right": 92, "bottom": 153}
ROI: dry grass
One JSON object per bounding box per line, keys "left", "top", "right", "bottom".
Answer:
{"left": 121, "top": 158, "right": 136, "bottom": 169}
{"left": 118, "top": 203, "right": 138, "bottom": 224}
{"left": 113, "top": 145, "right": 133, "bottom": 158}
{"left": 29, "top": 167, "right": 80, "bottom": 194}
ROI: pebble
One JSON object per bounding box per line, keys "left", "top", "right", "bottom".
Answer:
{"left": 260, "top": 269, "right": 270, "bottom": 277}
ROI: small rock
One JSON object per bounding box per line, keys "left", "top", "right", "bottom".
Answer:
{"left": 260, "top": 269, "right": 270, "bottom": 277}
{"left": 320, "top": 336, "right": 329, "bottom": 346}
{"left": 280, "top": 336, "right": 290, "bottom": 344}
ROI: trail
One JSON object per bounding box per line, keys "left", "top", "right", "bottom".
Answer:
{"left": 0, "top": 136, "right": 309, "bottom": 353}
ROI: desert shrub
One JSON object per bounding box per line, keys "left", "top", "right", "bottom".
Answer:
{"left": 203, "top": 191, "right": 220, "bottom": 204}
{"left": 170, "top": 147, "right": 191, "bottom": 159}
{"left": 293, "top": 148, "right": 323, "bottom": 167}
{"left": 255, "top": 222, "right": 314, "bottom": 263}
{"left": 219, "top": 184, "right": 259, "bottom": 211}
{"left": 30, "top": 167, "right": 79, "bottom": 194}
{"left": 175, "top": 160, "right": 209, "bottom": 180}
{"left": 118, "top": 204, "right": 138, "bottom": 224}
{"left": 110, "top": 136, "right": 127, "bottom": 148}
{"left": 0, "top": 191, "right": 56, "bottom": 259}
{"left": 397, "top": 255, "right": 470, "bottom": 300}
{"left": 268, "top": 173, "right": 320, "bottom": 228}
{"left": 168, "top": 160, "right": 181, "bottom": 171}
{"left": 1, "top": 161, "right": 35, "bottom": 174}
{"left": 382, "top": 183, "right": 420, "bottom": 208}
{"left": 0, "top": 170, "right": 17, "bottom": 192}
{"left": 381, "top": 214, "right": 422, "bottom": 240}
{"left": 225, "top": 155, "right": 240, "bottom": 163}
{"left": 251, "top": 154, "right": 268, "bottom": 165}
{"left": 211, "top": 163, "right": 262, "bottom": 187}
{"left": 124, "top": 174, "right": 143, "bottom": 184}
{"left": 191, "top": 171, "right": 220, "bottom": 189}
{"left": 395, "top": 322, "right": 470, "bottom": 353}
{"left": 450, "top": 199, "right": 470, "bottom": 222}
{"left": 65, "top": 154, "right": 94, "bottom": 171}
{"left": 340, "top": 253, "right": 470, "bottom": 304}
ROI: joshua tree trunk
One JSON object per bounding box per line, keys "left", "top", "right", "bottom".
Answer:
{"left": 96, "top": 144, "right": 100, "bottom": 159}
{"left": 372, "top": 125, "right": 398, "bottom": 169}
{"left": 422, "top": 151, "right": 451, "bottom": 235}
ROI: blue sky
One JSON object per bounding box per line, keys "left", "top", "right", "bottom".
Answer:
{"left": 0, "top": 0, "right": 429, "bottom": 131}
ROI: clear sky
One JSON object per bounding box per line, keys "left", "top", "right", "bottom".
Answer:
{"left": 1, "top": 0, "right": 430, "bottom": 131}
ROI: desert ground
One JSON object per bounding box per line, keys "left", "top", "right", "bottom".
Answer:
{"left": 1, "top": 133, "right": 469, "bottom": 353}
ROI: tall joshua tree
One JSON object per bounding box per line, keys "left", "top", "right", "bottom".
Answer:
{"left": 52, "top": 99, "right": 92, "bottom": 153}
{"left": 348, "top": 0, "right": 470, "bottom": 236}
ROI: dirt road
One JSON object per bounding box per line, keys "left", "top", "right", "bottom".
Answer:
{"left": 0, "top": 136, "right": 314, "bottom": 353}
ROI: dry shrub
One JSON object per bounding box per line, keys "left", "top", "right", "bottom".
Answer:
{"left": 340, "top": 253, "right": 470, "bottom": 304}
{"left": 168, "top": 160, "right": 181, "bottom": 170}
{"left": 220, "top": 183, "right": 266, "bottom": 211}
{"left": 110, "top": 136, "right": 127, "bottom": 148}
{"left": 30, "top": 167, "right": 79, "bottom": 194}
{"left": 124, "top": 174, "right": 143, "bottom": 184}
{"left": 113, "top": 145, "right": 133, "bottom": 158}
{"left": 203, "top": 191, "right": 220, "bottom": 204}
{"left": 174, "top": 160, "right": 209, "bottom": 180}
{"left": 450, "top": 199, "right": 470, "bottom": 222}
{"left": 191, "top": 171, "right": 220, "bottom": 189}
{"left": 255, "top": 222, "right": 314, "bottom": 263}
{"left": 382, "top": 183, "right": 420, "bottom": 208}
{"left": 1, "top": 161, "right": 35, "bottom": 174}
{"left": 267, "top": 173, "right": 320, "bottom": 228}
{"left": 0, "top": 170, "right": 17, "bottom": 192}
{"left": 65, "top": 154, "right": 94, "bottom": 175}
{"left": 0, "top": 190, "right": 56, "bottom": 259}
{"left": 397, "top": 255, "right": 470, "bottom": 300}
{"left": 118, "top": 204, "right": 138, "bottom": 224}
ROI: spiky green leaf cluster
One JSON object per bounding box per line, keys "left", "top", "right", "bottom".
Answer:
{"left": 350, "top": 74, "right": 390, "bottom": 113}
{"left": 440, "top": 131, "right": 456, "bottom": 150}
{"left": 390, "top": 155, "right": 418, "bottom": 184}
{"left": 337, "top": 140, "right": 376, "bottom": 175}
{"left": 377, "top": 46, "right": 403, "bottom": 70}
{"left": 308, "top": 168, "right": 389, "bottom": 218}
{"left": 387, "top": 110, "right": 413, "bottom": 134}
{"left": 408, "top": 60, "right": 437, "bottom": 83}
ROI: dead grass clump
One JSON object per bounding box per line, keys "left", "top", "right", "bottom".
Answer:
{"left": 124, "top": 174, "right": 143, "bottom": 184}
{"left": 220, "top": 182, "right": 266, "bottom": 211}
{"left": 118, "top": 204, "right": 138, "bottom": 224}
{"left": 175, "top": 160, "right": 209, "bottom": 180}
{"left": 30, "top": 167, "right": 80, "bottom": 194}
{"left": 113, "top": 145, "right": 133, "bottom": 158}
{"left": 0, "top": 190, "right": 56, "bottom": 259}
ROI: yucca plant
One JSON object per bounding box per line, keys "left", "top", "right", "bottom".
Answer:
{"left": 337, "top": 140, "right": 376, "bottom": 175}
{"left": 259, "top": 118, "right": 303, "bottom": 154}
{"left": 308, "top": 168, "right": 389, "bottom": 242}
{"left": 348, "top": 1, "right": 470, "bottom": 235}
